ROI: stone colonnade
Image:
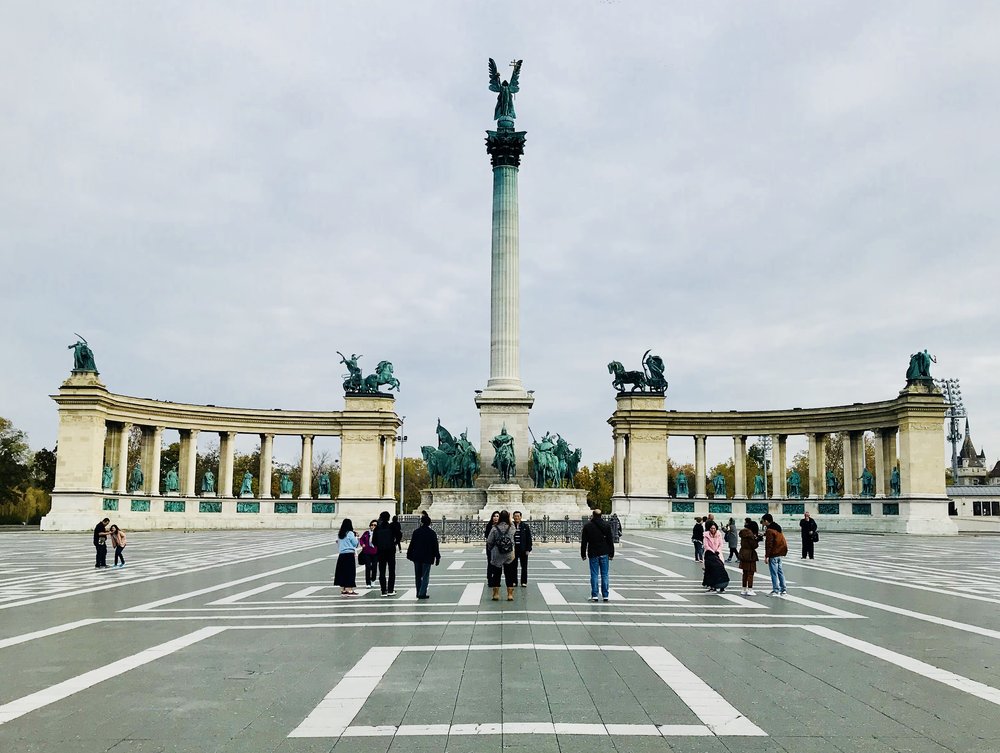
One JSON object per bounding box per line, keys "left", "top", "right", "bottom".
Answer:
{"left": 43, "top": 373, "right": 401, "bottom": 531}
{"left": 609, "top": 383, "right": 955, "bottom": 534}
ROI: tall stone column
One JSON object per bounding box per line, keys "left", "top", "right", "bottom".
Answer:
{"left": 879, "top": 429, "right": 897, "bottom": 497}
{"left": 613, "top": 434, "right": 625, "bottom": 497}
{"left": 808, "top": 433, "right": 825, "bottom": 498}
{"left": 146, "top": 426, "right": 163, "bottom": 495}
{"left": 114, "top": 422, "right": 131, "bottom": 494}
{"left": 219, "top": 432, "right": 236, "bottom": 497}
{"left": 179, "top": 429, "right": 199, "bottom": 497}
{"left": 771, "top": 434, "right": 787, "bottom": 498}
{"left": 382, "top": 434, "right": 396, "bottom": 501}
{"left": 733, "top": 435, "right": 747, "bottom": 499}
{"left": 873, "top": 429, "right": 887, "bottom": 498}
{"left": 476, "top": 118, "right": 534, "bottom": 487}
{"left": 259, "top": 434, "right": 274, "bottom": 499}
{"left": 694, "top": 435, "right": 707, "bottom": 499}
{"left": 843, "top": 433, "right": 857, "bottom": 497}
{"left": 300, "top": 435, "right": 314, "bottom": 499}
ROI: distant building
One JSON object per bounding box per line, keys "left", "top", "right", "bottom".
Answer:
{"left": 954, "top": 420, "right": 988, "bottom": 486}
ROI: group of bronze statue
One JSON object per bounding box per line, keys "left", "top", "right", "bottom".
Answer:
{"left": 608, "top": 350, "right": 668, "bottom": 393}
{"left": 338, "top": 352, "right": 399, "bottom": 394}
{"left": 672, "top": 466, "right": 901, "bottom": 499}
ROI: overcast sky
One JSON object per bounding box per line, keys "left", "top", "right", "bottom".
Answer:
{"left": 2, "top": 1, "right": 998, "bottom": 472}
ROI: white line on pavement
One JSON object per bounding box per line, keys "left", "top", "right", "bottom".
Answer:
{"left": 537, "top": 583, "right": 567, "bottom": 605}
{"left": 550, "top": 560, "right": 570, "bottom": 570}
{"left": 0, "top": 619, "right": 102, "bottom": 651}
{"left": 623, "top": 558, "right": 682, "bottom": 577}
{"left": 208, "top": 582, "right": 287, "bottom": 605}
{"left": 447, "top": 561, "right": 466, "bottom": 570}
{"left": 457, "top": 584, "right": 481, "bottom": 606}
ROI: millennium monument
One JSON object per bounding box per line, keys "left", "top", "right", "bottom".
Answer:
{"left": 422, "top": 59, "right": 590, "bottom": 519}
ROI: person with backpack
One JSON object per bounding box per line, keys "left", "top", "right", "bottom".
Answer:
{"left": 485, "top": 509, "right": 517, "bottom": 601}
{"left": 372, "top": 510, "right": 397, "bottom": 596}
{"left": 723, "top": 517, "right": 739, "bottom": 562}
{"left": 580, "top": 508, "right": 615, "bottom": 602}
{"left": 761, "top": 513, "right": 788, "bottom": 596}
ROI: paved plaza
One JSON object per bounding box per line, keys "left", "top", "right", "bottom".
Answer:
{"left": 0, "top": 529, "right": 998, "bottom": 753}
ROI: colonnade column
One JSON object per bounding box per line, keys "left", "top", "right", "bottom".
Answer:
{"left": 771, "top": 434, "right": 787, "bottom": 498}
{"left": 300, "top": 435, "right": 314, "bottom": 499}
{"left": 880, "top": 429, "right": 897, "bottom": 497}
{"left": 219, "top": 432, "right": 236, "bottom": 497}
{"left": 382, "top": 434, "right": 396, "bottom": 500}
{"left": 843, "top": 432, "right": 857, "bottom": 496}
{"left": 146, "top": 426, "right": 163, "bottom": 495}
{"left": 613, "top": 435, "right": 625, "bottom": 497}
{"left": 733, "top": 435, "right": 747, "bottom": 499}
{"left": 808, "top": 433, "right": 825, "bottom": 498}
{"left": 259, "top": 434, "right": 274, "bottom": 499}
{"left": 114, "top": 422, "right": 131, "bottom": 494}
{"left": 873, "top": 429, "right": 887, "bottom": 498}
{"left": 694, "top": 435, "right": 707, "bottom": 499}
{"left": 179, "top": 429, "right": 199, "bottom": 497}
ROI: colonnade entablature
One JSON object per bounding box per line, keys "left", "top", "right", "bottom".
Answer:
{"left": 608, "top": 382, "right": 955, "bottom": 535}
{"left": 43, "top": 372, "right": 401, "bottom": 531}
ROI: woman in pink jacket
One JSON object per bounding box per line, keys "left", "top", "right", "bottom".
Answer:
{"left": 701, "top": 521, "right": 729, "bottom": 592}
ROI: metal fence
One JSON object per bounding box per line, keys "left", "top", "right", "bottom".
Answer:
{"left": 397, "top": 515, "right": 591, "bottom": 544}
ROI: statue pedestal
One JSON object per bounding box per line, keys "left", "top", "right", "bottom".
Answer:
{"left": 317, "top": 494, "right": 331, "bottom": 500}
{"left": 166, "top": 491, "right": 179, "bottom": 497}
{"left": 201, "top": 492, "right": 216, "bottom": 498}
{"left": 751, "top": 494, "right": 766, "bottom": 500}
{"left": 240, "top": 493, "right": 255, "bottom": 499}
{"left": 280, "top": 493, "right": 293, "bottom": 500}
{"left": 486, "top": 483, "right": 523, "bottom": 515}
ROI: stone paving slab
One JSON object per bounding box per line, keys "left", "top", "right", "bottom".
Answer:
{"left": 0, "top": 530, "right": 999, "bottom": 751}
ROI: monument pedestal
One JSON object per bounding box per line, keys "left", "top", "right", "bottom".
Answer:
{"left": 279, "top": 493, "right": 292, "bottom": 500}
{"left": 201, "top": 492, "right": 216, "bottom": 498}
{"left": 475, "top": 389, "right": 535, "bottom": 489}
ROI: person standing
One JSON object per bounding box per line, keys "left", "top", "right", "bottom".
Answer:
{"left": 484, "top": 510, "right": 500, "bottom": 579}
{"left": 93, "top": 517, "right": 110, "bottom": 569}
{"left": 691, "top": 517, "right": 704, "bottom": 561}
{"left": 390, "top": 514, "right": 403, "bottom": 552}
{"left": 333, "top": 519, "right": 360, "bottom": 596}
{"left": 738, "top": 517, "right": 759, "bottom": 596}
{"left": 359, "top": 520, "right": 378, "bottom": 587}
{"left": 373, "top": 511, "right": 397, "bottom": 596}
{"left": 723, "top": 517, "right": 739, "bottom": 562}
{"left": 486, "top": 510, "right": 517, "bottom": 601}
{"left": 799, "top": 511, "right": 818, "bottom": 559}
{"left": 511, "top": 510, "right": 532, "bottom": 587}
{"left": 109, "top": 524, "right": 127, "bottom": 568}
{"left": 406, "top": 513, "right": 441, "bottom": 599}
{"left": 581, "top": 508, "right": 615, "bottom": 602}
{"left": 609, "top": 513, "right": 623, "bottom": 543}
{"left": 761, "top": 513, "right": 788, "bottom": 596}
{"left": 701, "top": 521, "right": 729, "bottom": 592}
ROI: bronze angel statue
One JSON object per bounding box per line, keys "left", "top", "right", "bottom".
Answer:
{"left": 489, "top": 58, "right": 523, "bottom": 122}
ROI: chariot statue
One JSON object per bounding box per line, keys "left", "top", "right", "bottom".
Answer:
{"left": 608, "top": 350, "right": 668, "bottom": 393}
{"left": 338, "top": 352, "right": 400, "bottom": 394}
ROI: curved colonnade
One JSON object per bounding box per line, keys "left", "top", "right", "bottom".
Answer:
{"left": 43, "top": 373, "right": 400, "bottom": 530}
{"left": 609, "top": 382, "right": 954, "bottom": 534}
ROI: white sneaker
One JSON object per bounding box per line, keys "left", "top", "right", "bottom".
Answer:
{"left": 746, "top": 589, "right": 756, "bottom": 597}
{"left": 739, "top": 588, "right": 747, "bottom": 595}
{"left": 768, "top": 591, "right": 779, "bottom": 596}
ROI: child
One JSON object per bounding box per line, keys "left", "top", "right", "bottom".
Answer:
{"left": 109, "top": 524, "right": 127, "bottom": 568}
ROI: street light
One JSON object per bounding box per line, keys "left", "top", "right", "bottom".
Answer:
{"left": 935, "top": 378, "right": 965, "bottom": 484}
{"left": 757, "top": 435, "right": 772, "bottom": 498}
{"left": 397, "top": 416, "right": 407, "bottom": 517}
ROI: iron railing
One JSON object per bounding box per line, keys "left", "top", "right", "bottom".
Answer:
{"left": 396, "top": 515, "right": 590, "bottom": 544}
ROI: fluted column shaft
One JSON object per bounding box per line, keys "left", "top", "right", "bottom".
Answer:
{"left": 613, "top": 435, "right": 626, "bottom": 496}
{"left": 488, "top": 164, "right": 522, "bottom": 390}
{"left": 300, "top": 435, "right": 314, "bottom": 499}
{"left": 733, "top": 435, "right": 747, "bottom": 499}
{"left": 259, "top": 434, "right": 274, "bottom": 499}
{"left": 219, "top": 432, "right": 236, "bottom": 497}
{"left": 180, "top": 429, "right": 199, "bottom": 497}
{"left": 114, "top": 423, "right": 131, "bottom": 494}
{"left": 694, "top": 435, "right": 707, "bottom": 498}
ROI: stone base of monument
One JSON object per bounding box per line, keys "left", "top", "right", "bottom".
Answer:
{"left": 751, "top": 494, "right": 766, "bottom": 500}
{"left": 240, "top": 493, "right": 255, "bottom": 499}
{"left": 317, "top": 494, "right": 331, "bottom": 500}
{"left": 423, "top": 485, "right": 590, "bottom": 521}
{"left": 166, "top": 491, "right": 178, "bottom": 497}
{"left": 279, "top": 493, "right": 292, "bottom": 499}
{"left": 201, "top": 492, "right": 216, "bottom": 498}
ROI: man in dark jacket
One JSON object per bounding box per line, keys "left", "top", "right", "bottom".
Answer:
{"left": 691, "top": 517, "right": 704, "bottom": 561}
{"left": 511, "top": 510, "right": 533, "bottom": 587}
{"left": 581, "top": 508, "right": 615, "bottom": 602}
{"left": 93, "top": 517, "right": 110, "bottom": 569}
{"left": 406, "top": 514, "right": 441, "bottom": 599}
{"left": 799, "top": 511, "right": 817, "bottom": 559}
{"left": 372, "top": 511, "right": 397, "bottom": 596}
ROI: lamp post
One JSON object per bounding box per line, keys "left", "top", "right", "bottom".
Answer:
{"left": 757, "top": 435, "right": 772, "bottom": 498}
{"left": 397, "top": 416, "right": 407, "bottom": 516}
{"left": 935, "top": 378, "right": 965, "bottom": 484}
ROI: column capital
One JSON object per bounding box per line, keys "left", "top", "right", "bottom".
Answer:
{"left": 486, "top": 128, "right": 527, "bottom": 167}
{"left": 260, "top": 432, "right": 275, "bottom": 440}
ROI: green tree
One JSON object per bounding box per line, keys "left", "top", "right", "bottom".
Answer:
{"left": 30, "top": 446, "right": 57, "bottom": 492}
{"left": 394, "top": 457, "right": 429, "bottom": 513}
{"left": 0, "top": 417, "right": 31, "bottom": 504}
{"left": 575, "top": 461, "right": 612, "bottom": 512}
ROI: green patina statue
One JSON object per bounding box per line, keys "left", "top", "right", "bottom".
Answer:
{"left": 240, "top": 471, "right": 253, "bottom": 496}
{"left": 128, "top": 463, "right": 143, "bottom": 493}
{"left": 317, "top": 472, "right": 331, "bottom": 496}
{"left": 338, "top": 352, "right": 400, "bottom": 394}
{"left": 102, "top": 464, "right": 114, "bottom": 490}
{"left": 164, "top": 465, "right": 180, "bottom": 493}
{"left": 488, "top": 58, "right": 522, "bottom": 123}
{"left": 423, "top": 420, "right": 480, "bottom": 488}
{"left": 675, "top": 471, "right": 689, "bottom": 498}
{"left": 608, "top": 351, "right": 668, "bottom": 393}
{"left": 68, "top": 335, "right": 98, "bottom": 373}
{"left": 529, "top": 430, "right": 582, "bottom": 489}
{"left": 201, "top": 470, "right": 215, "bottom": 493}
{"left": 787, "top": 469, "right": 802, "bottom": 498}
{"left": 859, "top": 468, "right": 875, "bottom": 497}
{"left": 825, "top": 469, "right": 840, "bottom": 498}
{"left": 905, "top": 350, "right": 936, "bottom": 382}
{"left": 753, "top": 474, "right": 766, "bottom": 496}
{"left": 890, "top": 466, "right": 901, "bottom": 497}
{"left": 491, "top": 425, "right": 516, "bottom": 483}
{"left": 279, "top": 473, "right": 294, "bottom": 496}
{"left": 712, "top": 472, "right": 727, "bottom": 498}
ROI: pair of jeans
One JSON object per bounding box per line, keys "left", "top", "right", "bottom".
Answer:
{"left": 413, "top": 562, "right": 432, "bottom": 598}
{"left": 378, "top": 553, "right": 396, "bottom": 594}
{"left": 588, "top": 555, "right": 610, "bottom": 598}
{"left": 114, "top": 546, "right": 125, "bottom": 566}
{"left": 768, "top": 557, "right": 786, "bottom": 592}
{"left": 692, "top": 541, "right": 703, "bottom": 561}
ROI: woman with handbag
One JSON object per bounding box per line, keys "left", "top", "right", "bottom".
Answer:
{"left": 358, "top": 520, "right": 378, "bottom": 587}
